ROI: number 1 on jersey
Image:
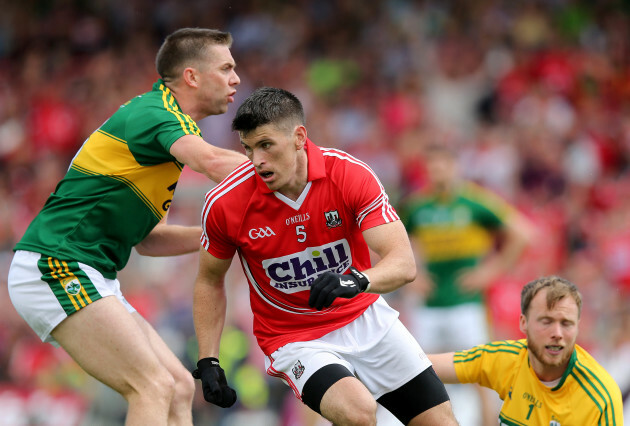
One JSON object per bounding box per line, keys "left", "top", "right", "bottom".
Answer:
{"left": 526, "top": 403, "right": 534, "bottom": 419}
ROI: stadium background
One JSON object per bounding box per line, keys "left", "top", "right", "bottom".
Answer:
{"left": 0, "top": 0, "right": 629, "bottom": 424}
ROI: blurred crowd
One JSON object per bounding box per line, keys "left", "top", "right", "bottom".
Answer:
{"left": 1, "top": 0, "right": 630, "bottom": 424}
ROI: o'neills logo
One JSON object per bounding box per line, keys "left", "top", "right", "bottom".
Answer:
{"left": 261, "top": 239, "right": 352, "bottom": 294}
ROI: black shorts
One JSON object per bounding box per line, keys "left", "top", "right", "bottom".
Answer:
{"left": 302, "top": 365, "right": 449, "bottom": 424}
{"left": 377, "top": 366, "right": 450, "bottom": 424}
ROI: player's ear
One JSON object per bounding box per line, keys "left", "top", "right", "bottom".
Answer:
{"left": 183, "top": 67, "right": 199, "bottom": 88}
{"left": 519, "top": 314, "right": 527, "bottom": 335}
{"left": 294, "top": 125, "right": 307, "bottom": 150}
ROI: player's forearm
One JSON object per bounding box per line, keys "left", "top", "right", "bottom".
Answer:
{"left": 170, "top": 134, "right": 248, "bottom": 183}
{"left": 193, "top": 280, "right": 227, "bottom": 359}
{"left": 361, "top": 221, "right": 417, "bottom": 294}
{"left": 363, "top": 252, "right": 416, "bottom": 294}
{"left": 135, "top": 224, "right": 202, "bottom": 256}
{"left": 427, "top": 353, "right": 460, "bottom": 384}
{"left": 192, "top": 146, "right": 248, "bottom": 183}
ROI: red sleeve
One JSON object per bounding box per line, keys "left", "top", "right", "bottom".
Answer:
{"left": 200, "top": 196, "right": 237, "bottom": 260}
{"left": 332, "top": 152, "right": 399, "bottom": 230}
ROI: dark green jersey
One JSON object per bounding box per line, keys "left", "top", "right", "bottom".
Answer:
{"left": 401, "top": 182, "right": 513, "bottom": 307}
{"left": 15, "top": 80, "right": 201, "bottom": 278}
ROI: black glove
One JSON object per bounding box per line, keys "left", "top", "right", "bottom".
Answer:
{"left": 309, "top": 266, "right": 370, "bottom": 310}
{"left": 192, "top": 357, "right": 237, "bottom": 408}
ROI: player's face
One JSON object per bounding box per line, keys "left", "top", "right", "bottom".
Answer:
{"left": 196, "top": 44, "right": 240, "bottom": 116}
{"left": 519, "top": 289, "right": 579, "bottom": 381}
{"left": 240, "top": 123, "right": 307, "bottom": 199}
{"left": 425, "top": 152, "right": 457, "bottom": 192}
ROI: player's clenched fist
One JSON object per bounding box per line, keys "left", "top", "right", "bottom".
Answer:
{"left": 309, "top": 266, "right": 371, "bottom": 310}
{"left": 192, "top": 357, "right": 237, "bottom": 408}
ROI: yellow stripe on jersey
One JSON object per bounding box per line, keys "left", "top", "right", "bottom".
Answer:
{"left": 416, "top": 224, "right": 495, "bottom": 261}
{"left": 159, "top": 83, "right": 201, "bottom": 135}
{"left": 71, "top": 129, "right": 183, "bottom": 220}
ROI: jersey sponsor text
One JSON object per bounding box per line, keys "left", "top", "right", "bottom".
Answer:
{"left": 262, "top": 240, "right": 351, "bottom": 294}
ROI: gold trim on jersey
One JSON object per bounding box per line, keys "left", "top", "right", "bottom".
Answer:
{"left": 159, "top": 83, "right": 200, "bottom": 135}
{"left": 414, "top": 224, "right": 494, "bottom": 261}
{"left": 71, "top": 129, "right": 182, "bottom": 220}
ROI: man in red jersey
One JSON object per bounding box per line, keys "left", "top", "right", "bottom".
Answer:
{"left": 191, "top": 87, "right": 458, "bottom": 425}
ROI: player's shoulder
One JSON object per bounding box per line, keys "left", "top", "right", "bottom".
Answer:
{"left": 459, "top": 181, "right": 498, "bottom": 201}
{"left": 459, "top": 181, "right": 516, "bottom": 214}
{"left": 105, "top": 89, "right": 167, "bottom": 127}
{"left": 571, "top": 344, "right": 623, "bottom": 412}
{"left": 203, "top": 161, "right": 257, "bottom": 209}
{"left": 574, "top": 345, "right": 621, "bottom": 386}
{"left": 120, "top": 87, "right": 162, "bottom": 109}
{"left": 456, "top": 339, "right": 527, "bottom": 361}
{"left": 490, "top": 339, "right": 528, "bottom": 356}
{"left": 320, "top": 147, "right": 378, "bottom": 181}
{"left": 459, "top": 181, "right": 508, "bottom": 205}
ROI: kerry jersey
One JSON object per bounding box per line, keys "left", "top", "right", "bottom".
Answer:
{"left": 201, "top": 139, "right": 396, "bottom": 355}
{"left": 454, "top": 339, "right": 623, "bottom": 426}
{"left": 401, "top": 182, "right": 514, "bottom": 307}
{"left": 15, "top": 80, "right": 200, "bottom": 278}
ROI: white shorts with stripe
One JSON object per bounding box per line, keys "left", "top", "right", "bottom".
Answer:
{"left": 265, "top": 296, "right": 432, "bottom": 401}
{"left": 8, "top": 250, "right": 136, "bottom": 346}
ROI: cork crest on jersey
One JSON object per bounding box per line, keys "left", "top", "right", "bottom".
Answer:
{"left": 261, "top": 239, "right": 352, "bottom": 294}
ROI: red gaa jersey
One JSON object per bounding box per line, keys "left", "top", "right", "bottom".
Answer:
{"left": 201, "top": 139, "right": 399, "bottom": 355}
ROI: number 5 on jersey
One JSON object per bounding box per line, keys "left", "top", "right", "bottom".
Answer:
{"left": 296, "top": 225, "right": 306, "bottom": 243}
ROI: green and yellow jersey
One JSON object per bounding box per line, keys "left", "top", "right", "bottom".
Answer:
{"left": 401, "top": 182, "right": 515, "bottom": 307}
{"left": 454, "top": 339, "right": 623, "bottom": 426}
{"left": 15, "top": 80, "right": 201, "bottom": 278}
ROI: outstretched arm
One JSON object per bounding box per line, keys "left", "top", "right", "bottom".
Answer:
{"left": 427, "top": 353, "right": 460, "bottom": 384}
{"left": 135, "top": 215, "right": 202, "bottom": 256}
{"left": 170, "top": 134, "right": 248, "bottom": 183}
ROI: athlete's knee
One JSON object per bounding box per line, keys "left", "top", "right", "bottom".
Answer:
{"left": 319, "top": 398, "right": 377, "bottom": 426}
{"left": 124, "top": 365, "right": 177, "bottom": 406}
{"left": 145, "top": 368, "right": 176, "bottom": 402}
{"left": 344, "top": 399, "right": 377, "bottom": 426}
{"left": 325, "top": 399, "right": 377, "bottom": 426}
{"left": 408, "top": 401, "right": 459, "bottom": 426}
{"left": 171, "top": 365, "right": 195, "bottom": 404}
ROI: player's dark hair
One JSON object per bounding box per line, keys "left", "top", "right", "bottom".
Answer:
{"left": 232, "top": 87, "right": 305, "bottom": 136}
{"left": 156, "top": 28, "right": 233, "bottom": 82}
{"left": 521, "top": 276, "right": 582, "bottom": 318}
